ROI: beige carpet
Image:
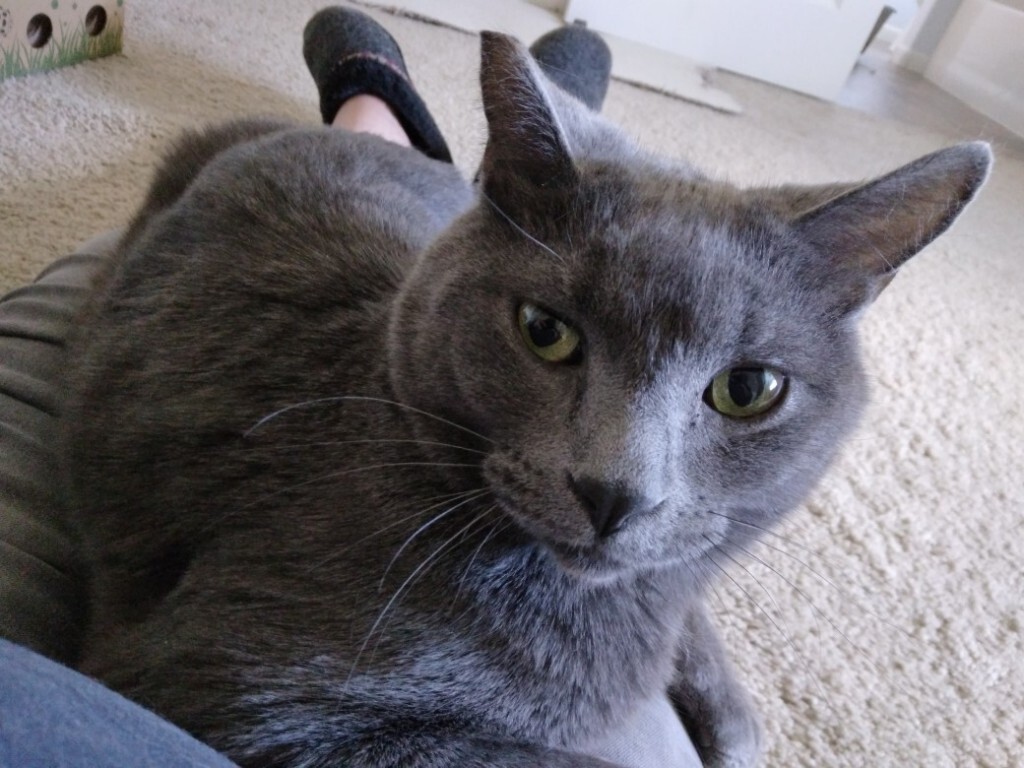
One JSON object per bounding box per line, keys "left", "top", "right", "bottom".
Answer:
{"left": 1, "top": 1, "right": 1021, "bottom": 765}
{"left": 355, "top": 0, "right": 742, "bottom": 113}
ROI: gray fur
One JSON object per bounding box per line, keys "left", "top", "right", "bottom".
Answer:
{"left": 63, "top": 32, "right": 991, "bottom": 768}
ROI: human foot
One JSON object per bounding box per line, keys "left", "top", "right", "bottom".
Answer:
{"left": 529, "top": 22, "right": 612, "bottom": 112}
{"left": 303, "top": 6, "right": 452, "bottom": 162}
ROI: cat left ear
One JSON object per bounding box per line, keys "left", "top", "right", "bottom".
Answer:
{"left": 791, "top": 142, "right": 992, "bottom": 307}
{"left": 478, "top": 31, "right": 577, "bottom": 215}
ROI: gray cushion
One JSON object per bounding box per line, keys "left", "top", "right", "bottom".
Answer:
{"left": 0, "top": 236, "right": 113, "bottom": 664}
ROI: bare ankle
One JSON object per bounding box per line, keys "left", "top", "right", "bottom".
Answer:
{"left": 332, "top": 94, "right": 411, "bottom": 147}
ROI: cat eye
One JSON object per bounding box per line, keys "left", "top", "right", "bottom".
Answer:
{"left": 517, "top": 303, "right": 582, "bottom": 364}
{"left": 705, "top": 366, "right": 786, "bottom": 419}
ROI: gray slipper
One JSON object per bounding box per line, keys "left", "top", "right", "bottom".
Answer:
{"left": 303, "top": 6, "right": 453, "bottom": 163}
{"left": 530, "top": 23, "right": 612, "bottom": 112}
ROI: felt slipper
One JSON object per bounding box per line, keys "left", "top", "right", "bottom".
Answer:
{"left": 529, "top": 23, "right": 612, "bottom": 112}
{"left": 303, "top": 6, "right": 453, "bottom": 163}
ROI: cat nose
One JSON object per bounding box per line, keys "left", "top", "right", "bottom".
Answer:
{"left": 570, "top": 475, "right": 658, "bottom": 538}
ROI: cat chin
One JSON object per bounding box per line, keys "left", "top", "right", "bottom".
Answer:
{"left": 544, "top": 539, "right": 686, "bottom": 585}
{"left": 546, "top": 543, "right": 637, "bottom": 584}
{"left": 488, "top": 501, "right": 636, "bottom": 581}
{"left": 491, "top": 494, "right": 704, "bottom": 583}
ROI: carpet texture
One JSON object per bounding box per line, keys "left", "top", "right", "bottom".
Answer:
{"left": 1, "top": 2, "right": 1021, "bottom": 765}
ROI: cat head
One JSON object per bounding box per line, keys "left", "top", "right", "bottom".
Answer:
{"left": 388, "top": 33, "right": 991, "bottom": 580}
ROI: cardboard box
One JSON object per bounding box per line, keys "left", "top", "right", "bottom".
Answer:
{"left": 1, "top": 0, "right": 124, "bottom": 80}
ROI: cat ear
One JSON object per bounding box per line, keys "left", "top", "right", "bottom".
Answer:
{"left": 741, "top": 182, "right": 863, "bottom": 218}
{"left": 790, "top": 142, "right": 992, "bottom": 308}
{"left": 478, "top": 31, "right": 577, "bottom": 214}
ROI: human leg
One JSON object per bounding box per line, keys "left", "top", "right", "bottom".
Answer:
{"left": 302, "top": 6, "right": 613, "bottom": 160}
{"left": 0, "top": 237, "right": 245, "bottom": 768}
{"left": 333, "top": 92, "right": 411, "bottom": 147}
{"left": 0, "top": 638, "right": 238, "bottom": 768}
{"left": 303, "top": 6, "right": 450, "bottom": 160}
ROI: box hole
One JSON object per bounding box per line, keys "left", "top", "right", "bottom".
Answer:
{"left": 86, "top": 6, "right": 107, "bottom": 36}
{"left": 27, "top": 14, "right": 53, "bottom": 48}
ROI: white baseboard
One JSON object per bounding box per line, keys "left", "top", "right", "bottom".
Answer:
{"left": 927, "top": 62, "right": 1024, "bottom": 138}
{"left": 890, "top": 42, "right": 929, "bottom": 73}
{"left": 874, "top": 22, "right": 903, "bottom": 47}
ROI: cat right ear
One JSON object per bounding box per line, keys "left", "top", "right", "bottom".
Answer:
{"left": 792, "top": 142, "right": 991, "bottom": 309}
{"left": 478, "top": 31, "right": 578, "bottom": 216}
{"left": 758, "top": 143, "right": 991, "bottom": 312}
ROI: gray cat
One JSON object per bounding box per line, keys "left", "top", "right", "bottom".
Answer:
{"left": 63, "top": 32, "right": 991, "bottom": 768}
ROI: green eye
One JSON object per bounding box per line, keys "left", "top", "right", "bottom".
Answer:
{"left": 705, "top": 366, "right": 786, "bottom": 418}
{"left": 518, "top": 303, "right": 581, "bottom": 364}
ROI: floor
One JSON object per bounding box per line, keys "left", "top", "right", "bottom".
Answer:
{"left": 407, "top": 1, "right": 1024, "bottom": 160}
{"left": 838, "top": 43, "right": 1024, "bottom": 161}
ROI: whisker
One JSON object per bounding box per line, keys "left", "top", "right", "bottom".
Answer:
{"left": 706, "top": 536, "right": 782, "bottom": 615}
{"left": 241, "top": 438, "right": 488, "bottom": 457}
{"left": 733, "top": 540, "right": 916, "bottom": 699}
{"left": 245, "top": 395, "right": 494, "bottom": 445}
{"left": 716, "top": 538, "right": 832, "bottom": 676}
{"left": 197, "top": 463, "right": 481, "bottom": 538}
{"left": 379, "top": 491, "right": 492, "bottom": 588}
{"left": 367, "top": 509, "right": 496, "bottom": 666}
{"left": 348, "top": 508, "right": 494, "bottom": 681}
{"left": 304, "top": 487, "right": 488, "bottom": 575}
{"left": 704, "top": 510, "right": 882, "bottom": 598}
{"left": 480, "top": 191, "right": 566, "bottom": 265}
{"left": 684, "top": 558, "right": 729, "bottom": 615}
{"left": 705, "top": 545, "right": 790, "bottom": 646}
{"left": 246, "top": 461, "right": 479, "bottom": 507}
{"left": 704, "top": 544, "right": 833, "bottom": 707}
{"left": 705, "top": 510, "right": 913, "bottom": 640}
{"left": 752, "top": 536, "right": 915, "bottom": 642}
{"left": 452, "top": 513, "right": 510, "bottom": 605}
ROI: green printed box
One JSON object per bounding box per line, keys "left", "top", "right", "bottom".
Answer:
{"left": 1, "top": 0, "right": 123, "bottom": 80}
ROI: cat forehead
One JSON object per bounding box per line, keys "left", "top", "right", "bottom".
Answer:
{"left": 580, "top": 167, "right": 778, "bottom": 252}
{"left": 566, "top": 177, "right": 799, "bottom": 316}
{"left": 469, "top": 200, "right": 811, "bottom": 378}
{"left": 462, "top": 161, "right": 831, "bottom": 361}
{"left": 588, "top": 188, "right": 839, "bottom": 365}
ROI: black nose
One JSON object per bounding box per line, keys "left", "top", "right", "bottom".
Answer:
{"left": 570, "top": 475, "right": 656, "bottom": 538}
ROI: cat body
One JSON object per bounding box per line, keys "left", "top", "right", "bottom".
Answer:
{"left": 63, "top": 33, "right": 990, "bottom": 768}
{"left": 69, "top": 120, "right": 700, "bottom": 766}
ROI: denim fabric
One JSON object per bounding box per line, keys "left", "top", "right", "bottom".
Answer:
{"left": 0, "top": 639, "right": 238, "bottom": 768}
{"left": 582, "top": 693, "right": 702, "bottom": 768}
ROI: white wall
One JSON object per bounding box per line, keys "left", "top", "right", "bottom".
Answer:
{"left": 566, "top": 0, "right": 885, "bottom": 101}
{"left": 527, "top": 0, "right": 568, "bottom": 13}
{"left": 924, "top": 0, "right": 1024, "bottom": 136}
{"left": 892, "top": 0, "right": 964, "bottom": 71}
{"left": 886, "top": 0, "right": 923, "bottom": 29}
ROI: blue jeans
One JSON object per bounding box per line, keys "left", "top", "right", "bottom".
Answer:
{"left": 0, "top": 639, "right": 237, "bottom": 768}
